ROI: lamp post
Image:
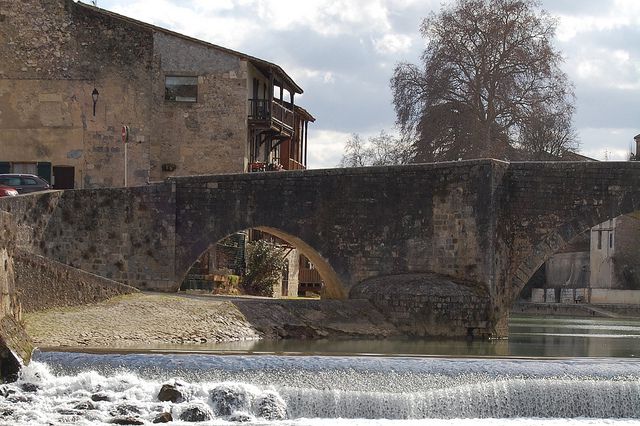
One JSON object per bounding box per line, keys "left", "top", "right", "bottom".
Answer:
{"left": 91, "top": 88, "right": 99, "bottom": 116}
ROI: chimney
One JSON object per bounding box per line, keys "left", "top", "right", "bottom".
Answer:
{"left": 635, "top": 134, "right": 640, "bottom": 161}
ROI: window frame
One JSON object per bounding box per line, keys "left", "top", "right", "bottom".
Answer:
{"left": 164, "top": 75, "right": 199, "bottom": 103}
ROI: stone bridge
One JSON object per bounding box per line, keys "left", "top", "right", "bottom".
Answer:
{"left": 2, "top": 159, "right": 640, "bottom": 337}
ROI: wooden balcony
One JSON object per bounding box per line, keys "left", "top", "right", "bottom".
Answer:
{"left": 249, "top": 99, "right": 294, "bottom": 135}
{"left": 283, "top": 158, "right": 306, "bottom": 171}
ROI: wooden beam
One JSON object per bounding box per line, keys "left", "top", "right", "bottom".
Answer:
{"left": 304, "top": 121, "right": 308, "bottom": 167}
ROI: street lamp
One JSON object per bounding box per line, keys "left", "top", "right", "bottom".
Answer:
{"left": 92, "top": 88, "right": 99, "bottom": 116}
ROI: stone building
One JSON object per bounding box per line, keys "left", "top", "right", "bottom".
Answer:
{"left": 0, "top": 0, "right": 314, "bottom": 188}
{"left": 1, "top": 0, "right": 320, "bottom": 297}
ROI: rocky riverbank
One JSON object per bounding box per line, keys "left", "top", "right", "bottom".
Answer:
{"left": 23, "top": 293, "right": 400, "bottom": 350}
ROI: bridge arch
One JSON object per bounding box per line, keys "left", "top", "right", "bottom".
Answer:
{"left": 508, "top": 198, "right": 640, "bottom": 307}
{"left": 177, "top": 226, "right": 346, "bottom": 299}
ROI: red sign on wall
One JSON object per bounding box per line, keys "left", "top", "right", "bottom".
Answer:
{"left": 121, "top": 125, "right": 129, "bottom": 143}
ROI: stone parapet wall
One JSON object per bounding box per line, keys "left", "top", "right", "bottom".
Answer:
{"left": 14, "top": 249, "right": 139, "bottom": 313}
{"left": 350, "top": 273, "right": 491, "bottom": 338}
{"left": 0, "top": 212, "right": 20, "bottom": 322}
{"left": 0, "top": 212, "right": 32, "bottom": 380}
{"left": 0, "top": 185, "right": 177, "bottom": 291}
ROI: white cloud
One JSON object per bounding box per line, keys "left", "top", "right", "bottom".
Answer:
{"left": 307, "top": 130, "right": 352, "bottom": 169}
{"left": 107, "top": 1, "right": 258, "bottom": 48}
{"left": 569, "top": 48, "right": 640, "bottom": 91}
{"left": 556, "top": 0, "right": 640, "bottom": 42}
{"left": 373, "top": 33, "right": 412, "bottom": 54}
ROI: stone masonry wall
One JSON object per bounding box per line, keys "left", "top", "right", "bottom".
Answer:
{"left": 0, "top": 185, "right": 177, "bottom": 291}
{"left": 0, "top": 212, "right": 32, "bottom": 379}
{"left": 1, "top": 0, "right": 252, "bottom": 188}
{"left": 611, "top": 214, "right": 640, "bottom": 290}
{"left": 495, "top": 161, "right": 640, "bottom": 333}
{"left": 0, "top": 0, "right": 154, "bottom": 188}
{"left": 351, "top": 273, "right": 491, "bottom": 337}
{"left": 171, "top": 161, "right": 501, "bottom": 299}
{"left": 151, "top": 33, "right": 248, "bottom": 180}
{"left": 1, "top": 161, "right": 639, "bottom": 338}
{"left": 14, "top": 249, "right": 139, "bottom": 313}
{"left": 0, "top": 213, "right": 20, "bottom": 322}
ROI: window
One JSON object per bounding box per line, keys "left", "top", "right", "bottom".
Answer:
{"left": 21, "top": 177, "right": 38, "bottom": 186}
{"left": 597, "top": 231, "right": 602, "bottom": 250}
{"left": 0, "top": 177, "right": 20, "bottom": 186}
{"left": 165, "top": 76, "right": 198, "bottom": 102}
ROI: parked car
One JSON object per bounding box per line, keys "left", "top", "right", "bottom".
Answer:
{"left": 0, "top": 185, "right": 19, "bottom": 197}
{"left": 0, "top": 174, "right": 51, "bottom": 194}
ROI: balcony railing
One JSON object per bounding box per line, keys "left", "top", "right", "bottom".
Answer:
{"left": 249, "top": 99, "right": 294, "bottom": 133}
{"left": 284, "top": 158, "right": 306, "bottom": 170}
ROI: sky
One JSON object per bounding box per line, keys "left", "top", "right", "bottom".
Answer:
{"left": 87, "top": 0, "right": 640, "bottom": 168}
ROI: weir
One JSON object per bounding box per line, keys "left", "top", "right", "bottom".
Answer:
{"left": 2, "top": 352, "right": 638, "bottom": 423}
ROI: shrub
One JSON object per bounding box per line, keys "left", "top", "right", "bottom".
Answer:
{"left": 243, "top": 240, "right": 286, "bottom": 296}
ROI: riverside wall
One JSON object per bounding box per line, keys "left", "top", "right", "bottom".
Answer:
{"left": 0, "top": 212, "right": 32, "bottom": 381}
{"left": 14, "top": 250, "right": 139, "bottom": 313}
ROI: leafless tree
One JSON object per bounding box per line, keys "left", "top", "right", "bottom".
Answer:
{"left": 338, "top": 133, "right": 368, "bottom": 167}
{"left": 391, "top": 0, "right": 578, "bottom": 161}
{"left": 338, "top": 131, "right": 414, "bottom": 167}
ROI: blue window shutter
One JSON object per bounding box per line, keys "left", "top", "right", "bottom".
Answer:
{"left": 0, "top": 162, "right": 9, "bottom": 174}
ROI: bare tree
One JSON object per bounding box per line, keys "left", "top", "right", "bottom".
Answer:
{"left": 518, "top": 101, "right": 579, "bottom": 159}
{"left": 391, "top": 0, "right": 577, "bottom": 161}
{"left": 338, "top": 133, "right": 368, "bottom": 167}
{"left": 338, "top": 131, "right": 414, "bottom": 167}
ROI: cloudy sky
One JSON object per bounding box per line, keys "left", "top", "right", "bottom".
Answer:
{"left": 88, "top": 0, "right": 640, "bottom": 168}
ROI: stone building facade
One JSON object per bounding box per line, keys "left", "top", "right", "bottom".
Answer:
{"left": 0, "top": 0, "right": 312, "bottom": 188}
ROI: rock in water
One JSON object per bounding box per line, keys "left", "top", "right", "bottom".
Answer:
{"left": 257, "top": 391, "right": 287, "bottom": 420}
{"left": 111, "top": 418, "right": 144, "bottom": 425}
{"left": 91, "top": 392, "right": 110, "bottom": 402}
{"left": 229, "top": 412, "right": 253, "bottom": 422}
{"left": 74, "top": 400, "right": 96, "bottom": 410}
{"left": 179, "top": 405, "right": 212, "bottom": 422}
{"left": 20, "top": 383, "right": 39, "bottom": 393}
{"left": 210, "top": 384, "right": 249, "bottom": 416}
{"left": 152, "top": 412, "right": 173, "bottom": 423}
{"left": 157, "top": 383, "right": 184, "bottom": 403}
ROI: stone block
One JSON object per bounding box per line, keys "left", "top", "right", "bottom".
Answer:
{"left": 560, "top": 288, "right": 575, "bottom": 304}
{"left": 545, "top": 288, "right": 557, "bottom": 303}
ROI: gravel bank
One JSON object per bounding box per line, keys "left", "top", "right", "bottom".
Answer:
{"left": 23, "top": 293, "right": 400, "bottom": 350}
{"left": 24, "top": 293, "right": 262, "bottom": 349}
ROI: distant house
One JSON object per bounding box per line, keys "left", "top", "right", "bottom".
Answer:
{"left": 0, "top": 0, "right": 314, "bottom": 188}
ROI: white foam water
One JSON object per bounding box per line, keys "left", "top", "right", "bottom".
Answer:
{"left": 0, "top": 353, "right": 638, "bottom": 425}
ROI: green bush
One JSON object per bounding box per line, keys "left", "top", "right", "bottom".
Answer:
{"left": 243, "top": 240, "right": 286, "bottom": 296}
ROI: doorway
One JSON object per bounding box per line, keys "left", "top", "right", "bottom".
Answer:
{"left": 53, "top": 166, "right": 75, "bottom": 189}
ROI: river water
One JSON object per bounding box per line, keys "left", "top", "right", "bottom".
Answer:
{"left": 1, "top": 315, "right": 639, "bottom": 425}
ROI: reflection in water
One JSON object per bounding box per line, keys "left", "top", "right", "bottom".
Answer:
{"left": 508, "top": 315, "right": 640, "bottom": 358}
{"left": 63, "top": 315, "right": 640, "bottom": 358}
{"left": 194, "top": 315, "right": 640, "bottom": 358}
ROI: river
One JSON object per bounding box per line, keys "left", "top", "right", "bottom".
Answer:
{"left": 1, "top": 315, "right": 639, "bottom": 425}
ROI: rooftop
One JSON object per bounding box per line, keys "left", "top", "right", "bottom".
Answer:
{"left": 74, "top": 1, "right": 303, "bottom": 94}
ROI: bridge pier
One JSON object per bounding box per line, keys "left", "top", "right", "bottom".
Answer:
{"left": 351, "top": 273, "right": 494, "bottom": 338}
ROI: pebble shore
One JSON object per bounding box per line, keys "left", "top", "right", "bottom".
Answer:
{"left": 23, "top": 293, "right": 262, "bottom": 349}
